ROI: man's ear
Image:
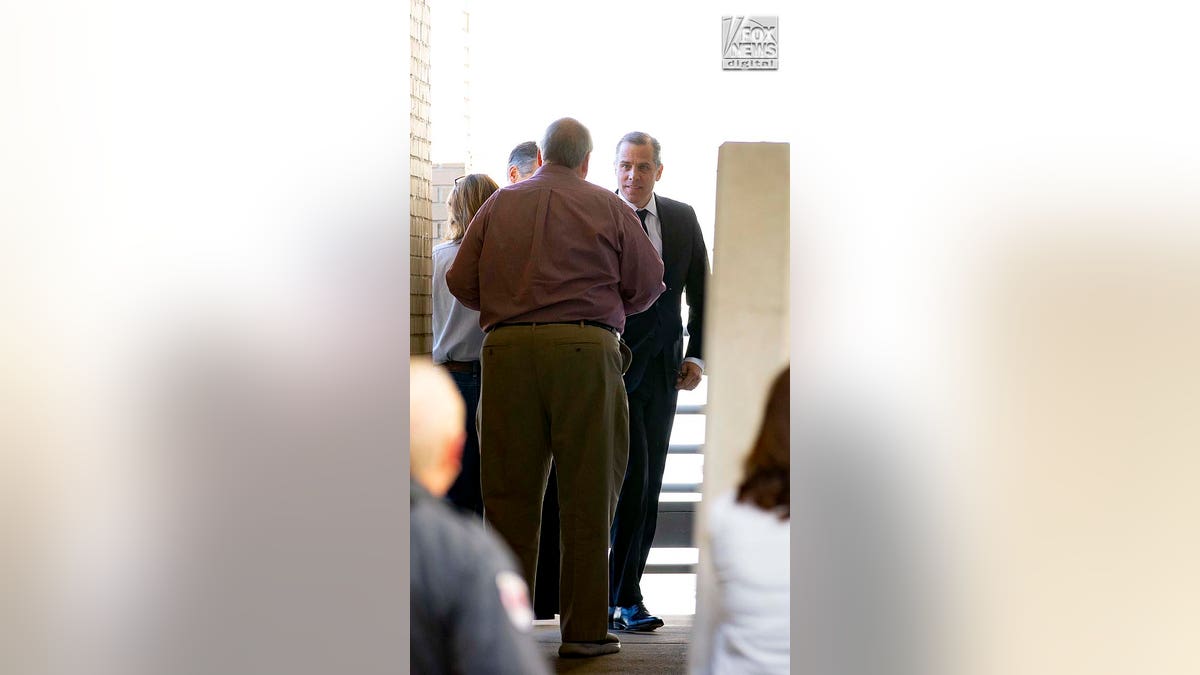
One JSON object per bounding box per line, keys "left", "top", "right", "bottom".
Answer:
{"left": 535, "top": 148, "right": 543, "bottom": 168}
{"left": 655, "top": 162, "right": 664, "bottom": 182}
{"left": 508, "top": 165, "right": 520, "bottom": 184}
{"left": 579, "top": 152, "right": 590, "bottom": 178}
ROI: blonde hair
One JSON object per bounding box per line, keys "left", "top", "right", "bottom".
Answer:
{"left": 446, "top": 173, "right": 499, "bottom": 243}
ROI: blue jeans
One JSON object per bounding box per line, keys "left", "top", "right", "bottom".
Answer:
{"left": 444, "top": 367, "right": 482, "bottom": 517}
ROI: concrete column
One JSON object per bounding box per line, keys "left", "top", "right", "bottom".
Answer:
{"left": 700, "top": 142, "right": 791, "bottom": 501}
{"left": 692, "top": 143, "right": 789, "bottom": 671}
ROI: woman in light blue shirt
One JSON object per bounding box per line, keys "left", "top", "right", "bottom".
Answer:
{"left": 433, "top": 173, "right": 499, "bottom": 517}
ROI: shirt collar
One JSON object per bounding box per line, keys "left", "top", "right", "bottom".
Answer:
{"left": 620, "top": 192, "right": 658, "bottom": 218}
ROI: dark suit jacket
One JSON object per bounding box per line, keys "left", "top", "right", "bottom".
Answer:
{"left": 622, "top": 193, "right": 710, "bottom": 394}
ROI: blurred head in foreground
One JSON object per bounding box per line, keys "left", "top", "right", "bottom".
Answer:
{"left": 409, "top": 358, "right": 465, "bottom": 496}
{"left": 737, "top": 365, "right": 790, "bottom": 519}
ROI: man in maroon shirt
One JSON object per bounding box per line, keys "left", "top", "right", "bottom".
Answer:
{"left": 447, "top": 117, "right": 664, "bottom": 658}
{"left": 505, "top": 137, "right": 562, "bottom": 624}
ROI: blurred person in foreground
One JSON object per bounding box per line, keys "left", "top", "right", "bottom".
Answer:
{"left": 410, "top": 358, "right": 550, "bottom": 675}
{"left": 506, "top": 140, "right": 541, "bottom": 184}
{"left": 503, "top": 138, "right": 562, "bottom": 621}
{"left": 609, "top": 130, "right": 710, "bottom": 632}
{"left": 432, "top": 173, "right": 500, "bottom": 517}
{"left": 447, "top": 117, "right": 664, "bottom": 657}
{"left": 690, "top": 366, "right": 790, "bottom": 675}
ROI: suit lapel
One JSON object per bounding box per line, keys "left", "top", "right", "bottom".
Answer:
{"left": 655, "top": 195, "right": 678, "bottom": 279}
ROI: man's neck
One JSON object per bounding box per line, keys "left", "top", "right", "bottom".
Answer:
{"left": 623, "top": 193, "right": 654, "bottom": 210}
{"left": 545, "top": 162, "right": 586, "bottom": 179}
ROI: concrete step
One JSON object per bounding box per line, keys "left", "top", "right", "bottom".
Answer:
{"left": 651, "top": 500, "right": 697, "bottom": 549}
{"left": 661, "top": 482, "right": 702, "bottom": 494}
{"left": 667, "top": 442, "right": 704, "bottom": 455}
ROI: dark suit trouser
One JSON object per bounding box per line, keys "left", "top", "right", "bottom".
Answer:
{"left": 609, "top": 349, "right": 679, "bottom": 607}
{"left": 533, "top": 466, "right": 560, "bottom": 619}
{"left": 479, "top": 323, "right": 629, "bottom": 642}
{"left": 444, "top": 367, "right": 483, "bottom": 517}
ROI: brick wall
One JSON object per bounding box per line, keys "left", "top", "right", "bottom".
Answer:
{"left": 409, "top": 0, "right": 433, "bottom": 354}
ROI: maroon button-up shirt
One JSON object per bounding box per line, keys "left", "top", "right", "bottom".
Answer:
{"left": 446, "top": 164, "right": 665, "bottom": 333}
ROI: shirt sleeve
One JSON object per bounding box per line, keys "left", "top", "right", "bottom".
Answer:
{"left": 616, "top": 203, "right": 666, "bottom": 315}
{"left": 446, "top": 199, "right": 489, "bottom": 311}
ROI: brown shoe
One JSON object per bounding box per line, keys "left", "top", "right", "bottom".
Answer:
{"left": 558, "top": 632, "right": 620, "bottom": 658}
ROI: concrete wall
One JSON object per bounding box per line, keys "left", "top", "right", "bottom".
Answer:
{"left": 966, "top": 235, "right": 1200, "bottom": 675}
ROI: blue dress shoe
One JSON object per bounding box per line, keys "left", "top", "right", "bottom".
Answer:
{"left": 610, "top": 602, "right": 664, "bottom": 632}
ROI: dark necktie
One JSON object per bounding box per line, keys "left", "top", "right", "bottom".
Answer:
{"left": 636, "top": 208, "right": 649, "bottom": 235}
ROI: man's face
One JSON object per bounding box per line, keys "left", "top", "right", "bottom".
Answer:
{"left": 615, "top": 142, "right": 662, "bottom": 208}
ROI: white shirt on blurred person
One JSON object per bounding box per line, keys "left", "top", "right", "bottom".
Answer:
{"left": 693, "top": 488, "right": 790, "bottom": 675}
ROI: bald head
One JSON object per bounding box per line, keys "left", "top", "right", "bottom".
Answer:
{"left": 410, "top": 358, "right": 466, "bottom": 496}
{"left": 541, "top": 117, "right": 593, "bottom": 172}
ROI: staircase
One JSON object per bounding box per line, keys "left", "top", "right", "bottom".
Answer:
{"left": 643, "top": 393, "right": 705, "bottom": 580}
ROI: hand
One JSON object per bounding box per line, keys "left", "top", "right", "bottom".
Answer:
{"left": 675, "top": 361, "right": 703, "bottom": 391}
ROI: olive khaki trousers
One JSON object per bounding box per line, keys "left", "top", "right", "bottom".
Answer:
{"left": 479, "top": 323, "right": 630, "bottom": 642}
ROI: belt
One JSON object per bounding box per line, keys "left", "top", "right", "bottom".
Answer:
{"left": 488, "top": 320, "right": 618, "bottom": 336}
{"left": 440, "top": 360, "right": 481, "bottom": 374}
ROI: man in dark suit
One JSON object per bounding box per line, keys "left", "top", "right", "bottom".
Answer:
{"left": 609, "top": 131, "right": 709, "bottom": 631}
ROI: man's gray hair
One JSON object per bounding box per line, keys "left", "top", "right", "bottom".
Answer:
{"left": 540, "top": 118, "right": 593, "bottom": 169}
{"left": 507, "top": 141, "right": 539, "bottom": 176}
{"left": 616, "top": 131, "right": 662, "bottom": 167}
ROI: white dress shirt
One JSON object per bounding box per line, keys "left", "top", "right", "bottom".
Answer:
{"left": 636, "top": 193, "right": 664, "bottom": 256}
